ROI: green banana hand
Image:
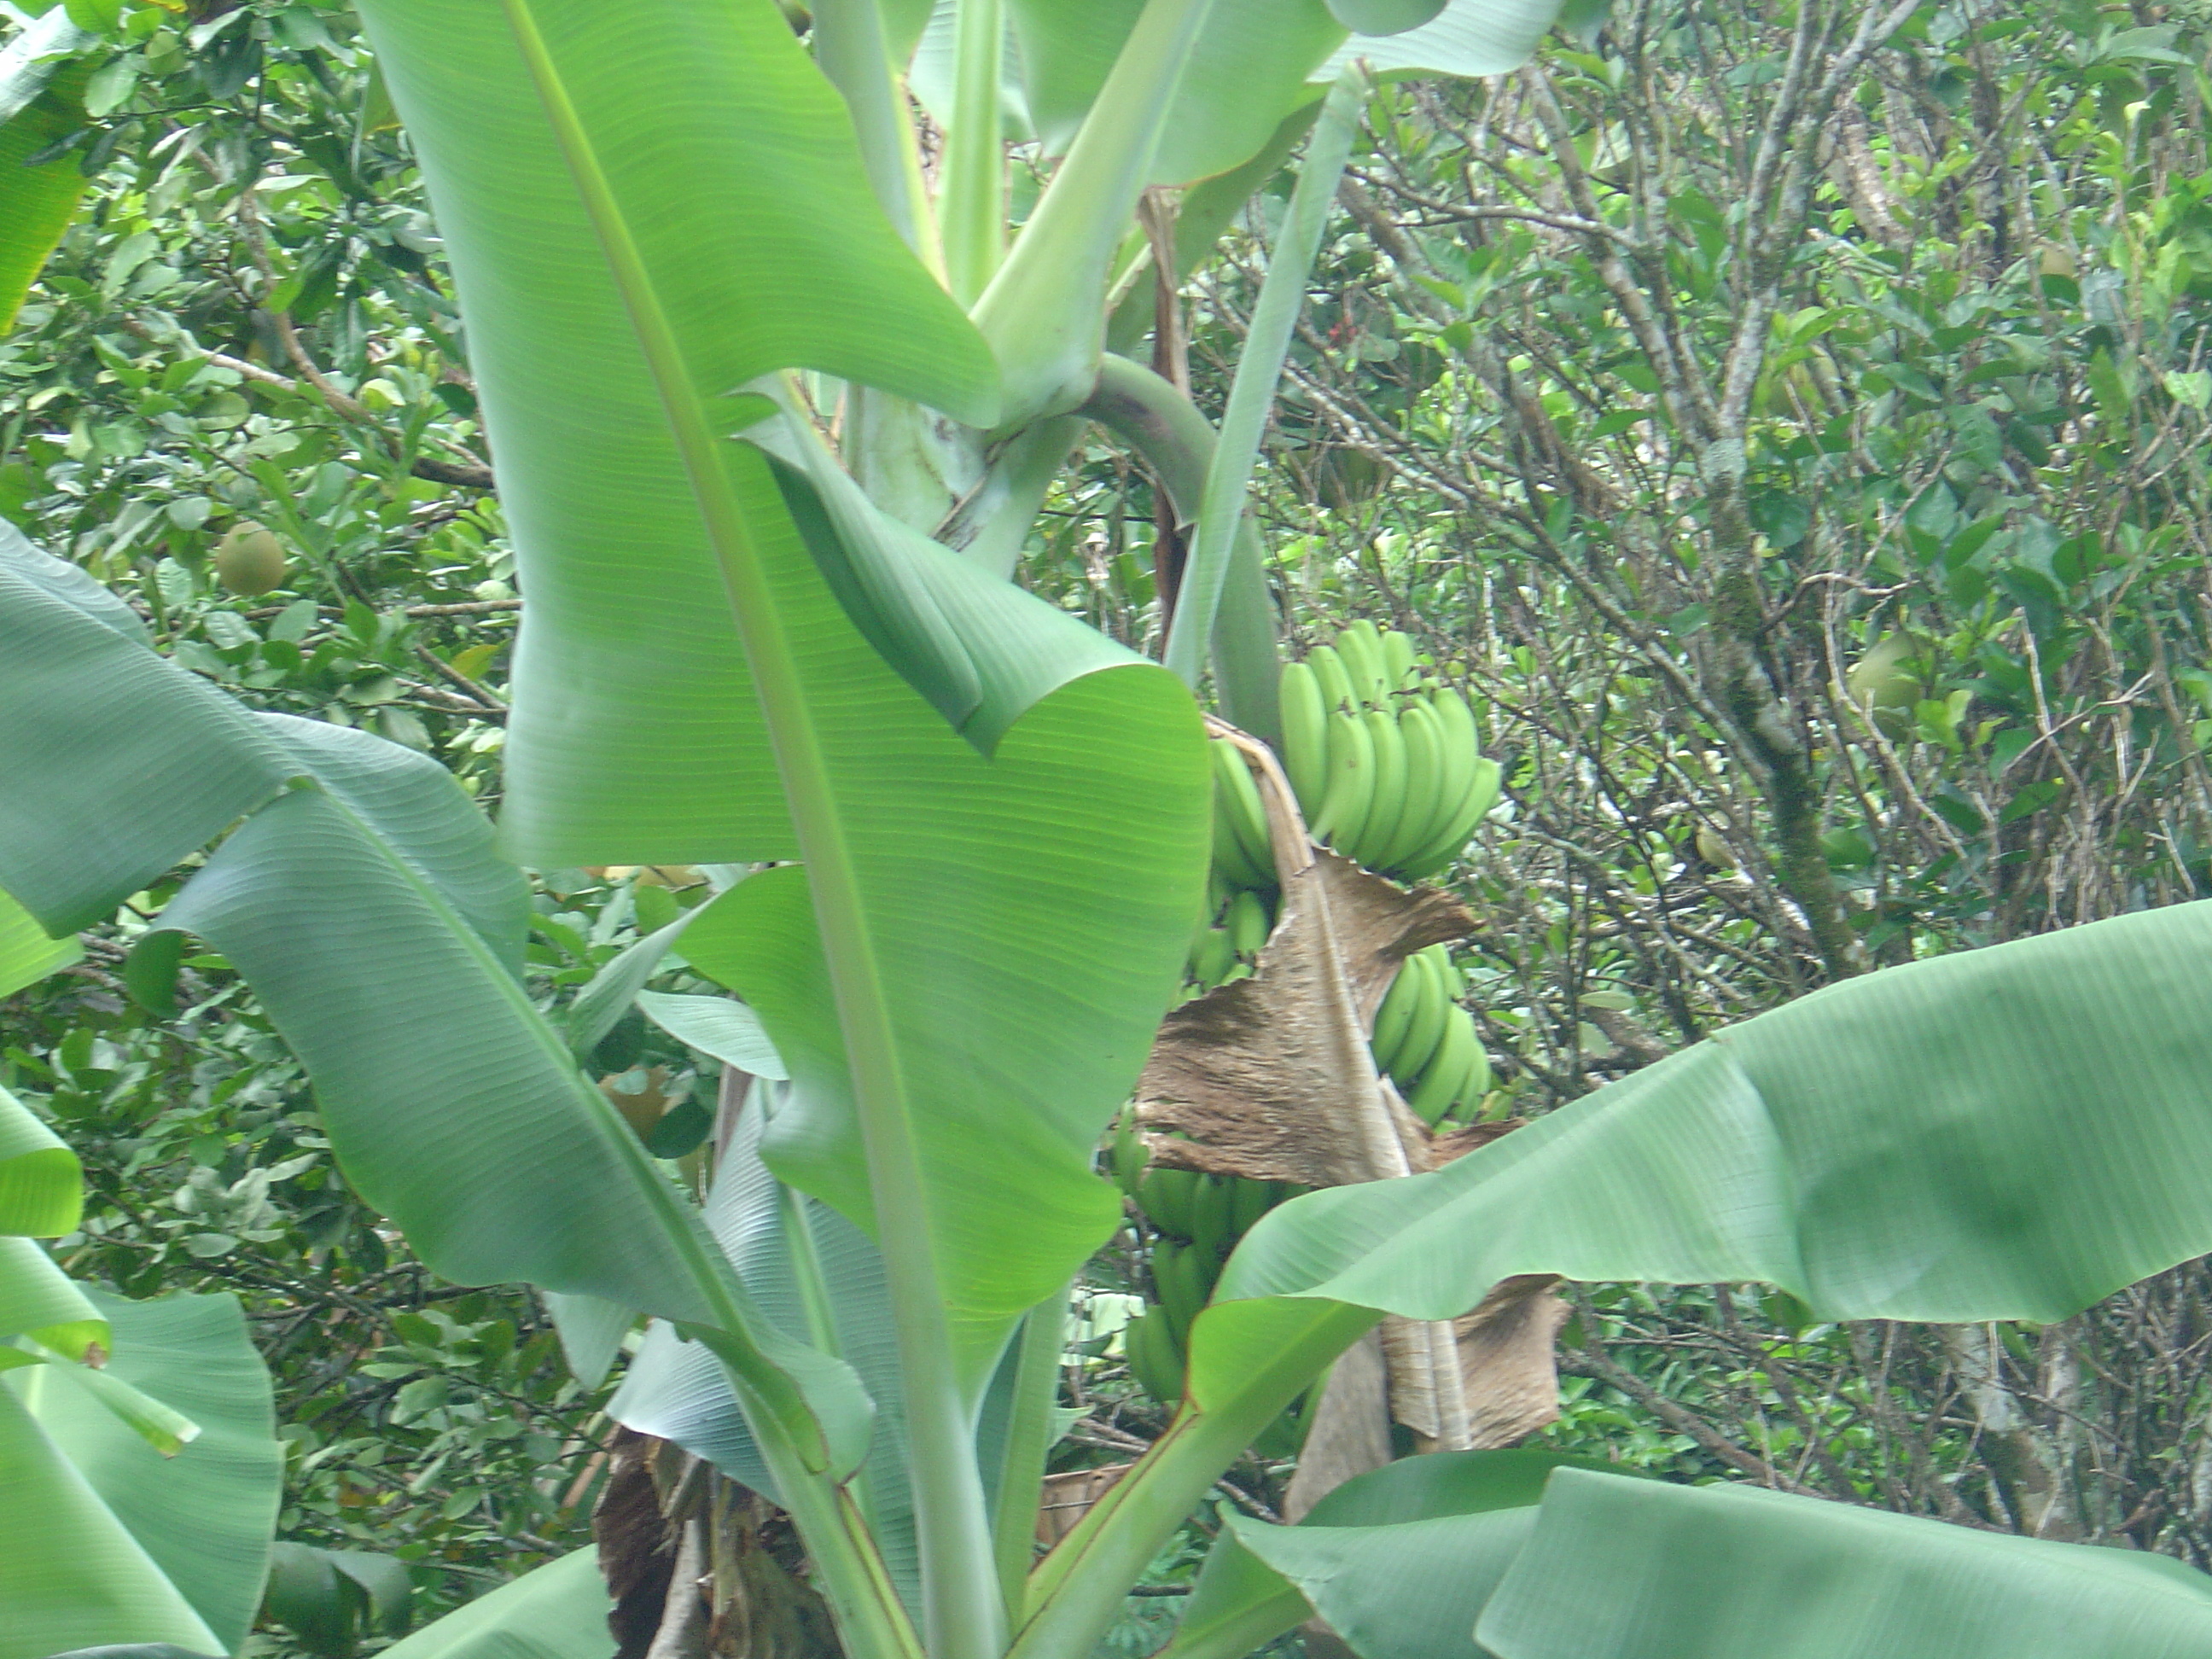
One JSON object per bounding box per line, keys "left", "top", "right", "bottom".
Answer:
{"left": 1397, "top": 754, "right": 1502, "bottom": 882}
{"left": 1406, "top": 1005, "right": 1481, "bottom": 1127}
{"left": 1388, "top": 951, "right": 1453, "bottom": 1088}
{"left": 1212, "top": 738, "right": 1278, "bottom": 889}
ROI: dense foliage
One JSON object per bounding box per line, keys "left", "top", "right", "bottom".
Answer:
{"left": 9, "top": 0, "right": 2212, "bottom": 1652}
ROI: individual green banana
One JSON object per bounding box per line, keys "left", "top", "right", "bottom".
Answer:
{"left": 1382, "top": 627, "right": 1419, "bottom": 695}
{"left": 1228, "top": 1176, "right": 1278, "bottom": 1234}
{"left": 1186, "top": 920, "right": 1234, "bottom": 987}
{"left": 1212, "top": 738, "right": 1278, "bottom": 888}
{"left": 1356, "top": 705, "right": 1409, "bottom": 870}
{"left": 1406, "top": 684, "right": 1478, "bottom": 855}
{"left": 1226, "top": 889, "right": 1272, "bottom": 960}
{"left": 1152, "top": 1237, "right": 1209, "bottom": 1333}
{"left": 1336, "top": 620, "right": 1388, "bottom": 708}
{"left": 1108, "top": 1109, "right": 1148, "bottom": 1196}
{"left": 1386, "top": 698, "right": 1447, "bottom": 876}
{"left": 1278, "top": 658, "right": 1331, "bottom": 822}
{"left": 1307, "top": 643, "right": 1357, "bottom": 716}
{"left": 1189, "top": 1173, "right": 1237, "bottom": 1267}
{"left": 1311, "top": 707, "right": 1376, "bottom": 854}
{"left": 1389, "top": 951, "right": 1454, "bottom": 1088}
{"left": 1368, "top": 954, "right": 1423, "bottom": 1076}
{"left": 1397, "top": 754, "right": 1502, "bottom": 881}
{"left": 1137, "top": 1165, "right": 1200, "bottom": 1238}
{"left": 1406, "top": 1007, "right": 1481, "bottom": 1127}
{"left": 1124, "top": 1307, "right": 1184, "bottom": 1406}
{"left": 1447, "top": 1035, "right": 1493, "bottom": 1125}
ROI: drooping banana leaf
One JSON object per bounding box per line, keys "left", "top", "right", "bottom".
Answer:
{"left": 1218, "top": 899, "right": 2212, "bottom": 1336}
{"left": 992, "top": 0, "right": 1566, "bottom": 184}
{"left": 0, "top": 540, "right": 871, "bottom": 1489}
{"left": 0, "top": 1382, "right": 220, "bottom": 1659}
{"left": 0, "top": 1287, "right": 282, "bottom": 1659}
{"left": 0, "top": 885, "right": 79, "bottom": 999}
{"left": 1469, "top": 1470, "right": 2212, "bottom": 1658}
{"left": 12, "top": 1289, "right": 282, "bottom": 1654}
{"left": 1312, "top": 0, "right": 1575, "bottom": 79}
{"left": 0, "top": 1081, "right": 79, "bottom": 1239}
{"left": 1208, "top": 1458, "right": 2212, "bottom": 1659}
{"left": 1167, "top": 1450, "right": 1617, "bottom": 1659}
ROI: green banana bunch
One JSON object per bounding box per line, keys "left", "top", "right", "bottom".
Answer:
{"left": 1368, "top": 943, "right": 1493, "bottom": 1128}
{"left": 1119, "top": 1132, "right": 1303, "bottom": 1408}
{"left": 1209, "top": 736, "right": 1277, "bottom": 892}
{"left": 1123, "top": 1306, "right": 1185, "bottom": 1406}
{"left": 1279, "top": 624, "right": 1501, "bottom": 882}
{"left": 1182, "top": 878, "right": 1277, "bottom": 997}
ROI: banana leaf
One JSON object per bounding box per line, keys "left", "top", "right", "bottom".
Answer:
{"left": 0, "top": 886, "right": 79, "bottom": 1000}
{"left": 1206, "top": 1458, "right": 2212, "bottom": 1659}
{"left": 610, "top": 1089, "right": 919, "bottom": 1604}
{"left": 0, "top": 537, "right": 871, "bottom": 1487}
{"left": 374, "top": 1549, "right": 611, "bottom": 1659}
{"left": 1, "top": 1289, "right": 280, "bottom": 1659}
{"left": 0, "top": 12, "right": 98, "bottom": 333}
{"left": 15, "top": 1289, "right": 282, "bottom": 1654}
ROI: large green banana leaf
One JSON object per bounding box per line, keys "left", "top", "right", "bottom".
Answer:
{"left": 1215, "top": 899, "right": 2212, "bottom": 1337}
{"left": 993, "top": 0, "right": 1568, "bottom": 184}
{"left": 1219, "top": 1458, "right": 2212, "bottom": 1659}
{"left": 375, "top": 1549, "right": 612, "bottom": 1659}
{"left": 353, "top": 0, "right": 1212, "bottom": 1386}
{"left": 2, "top": 1289, "right": 281, "bottom": 1659}
{"left": 0, "top": 543, "right": 871, "bottom": 1484}
{"left": 13, "top": 1289, "right": 282, "bottom": 1654}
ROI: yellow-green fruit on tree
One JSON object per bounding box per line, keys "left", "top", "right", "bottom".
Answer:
{"left": 212, "top": 522, "right": 288, "bottom": 596}
{"left": 1847, "top": 632, "right": 1929, "bottom": 739}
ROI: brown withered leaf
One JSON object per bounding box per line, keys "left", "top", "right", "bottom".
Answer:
{"left": 1137, "top": 847, "right": 1472, "bottom": 1189}
{"left": 1456, "top": 1275, "right": 1571, "bottom": 1449}
{"left": 1139, "top": 725, "right": 1563, "bottom": 1458}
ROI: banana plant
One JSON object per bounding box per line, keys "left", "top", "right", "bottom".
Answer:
{"left": 18, "top": 3, "right": 2212, "bottom": 1659}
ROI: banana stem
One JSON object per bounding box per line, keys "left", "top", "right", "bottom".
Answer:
{"left": 941, "top": 0, "right": 1006, "bottom": 305}
{"left": 1080, "top": 354, "right": 1281, "bottom": 742}
{"left": 992, "top": 1283, "right": 1073, "bottom": 1620}
{"left": 971, "top": 0, "right": 1220, "bottom": 429}
{"left": 1161, "top": 63, "right": 1370, "bottom": 694}
{"left": 813, "top": 0, "right": 942, "bottom": 277}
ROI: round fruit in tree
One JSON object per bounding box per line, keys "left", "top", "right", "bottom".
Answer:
{"left": 213, "top": 521, "right": 288, "bottom": 596}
